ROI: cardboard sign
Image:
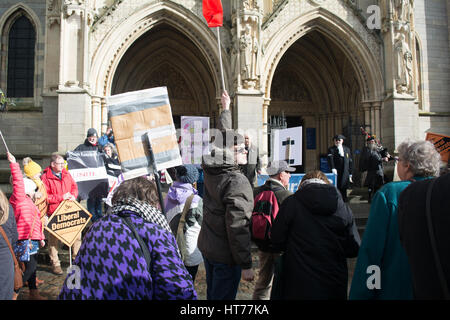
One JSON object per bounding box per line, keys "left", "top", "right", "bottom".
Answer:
{"left": 45, "top": 200, "right": 92, "bottom": 247}
{"left": 180, "top": 116, "right": 210, "bottom": 164}
{"left": 426, "top": 132, "right": 450, "bottom": 163}
{"left": 272, "top": 126, "right": 303, "bottom": 166}
{"left": 107, "top": 87, "right": 181, "bottom": 180}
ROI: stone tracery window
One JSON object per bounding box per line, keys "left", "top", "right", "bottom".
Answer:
{"left": 6, "top": 14, "right": 36, "bottom": 98}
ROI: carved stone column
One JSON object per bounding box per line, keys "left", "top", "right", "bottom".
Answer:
{"left": 373, "top": 102, "right": 382, "bottom": 140}
{"left": 101, "top": 97, "right": 108, "bottom": 135}
{"left": 380, "top": 0, "right": 418, "bottom": 150}
{"left": 261, "top": 98, "right": 270, "bottom": 167}
{"left": 320, "top": 114, "right": 327, "bottom": 154}
{"left": 232, "top": 1, "right": 265, "bottom": 160}
{"left": 362, "top": 102, "right": 372, "bottom": 133}
{"left": 56, "top": 0, "right": 94, "bottom": 152}
{"left": 91, "top": 96, "right": 101, "bottom": 135}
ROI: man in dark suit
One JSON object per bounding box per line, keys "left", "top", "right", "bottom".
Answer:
{"left": 327, "top": 134, "right": 353, "bottom": 202}
{"left": 240, "top": 134, "right": 262, "bottom": 187}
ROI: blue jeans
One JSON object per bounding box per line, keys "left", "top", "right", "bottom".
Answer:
{"left": 87, "top": 197, "right": 103, "bottom": 222}
{"left": 203, "top": 257, "right": 242, "bottom": 300}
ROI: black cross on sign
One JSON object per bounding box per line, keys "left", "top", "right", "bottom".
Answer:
{"left": 282, "top": 137, "right": 295, "bottom": 165}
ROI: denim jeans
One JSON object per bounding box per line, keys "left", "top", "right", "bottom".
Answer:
{"left": 87, "top": 197, "right": 103, "bottom": 222}
{"left": 203, "top": 257, "right": 242, "bottom": 300}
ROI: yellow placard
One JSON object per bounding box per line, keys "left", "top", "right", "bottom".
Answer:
{"left": 45, "top": 200, "right": 92, "bottom": 247}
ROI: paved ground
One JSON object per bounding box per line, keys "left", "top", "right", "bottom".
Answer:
{"left": 17, "top": 189, "right": 368, "bottom": 300}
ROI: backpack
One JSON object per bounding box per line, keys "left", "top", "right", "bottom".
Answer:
{"left": 250, "top": 187, "right": 282, "bottom": 246}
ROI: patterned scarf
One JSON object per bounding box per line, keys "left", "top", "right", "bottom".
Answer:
{"left": 111, "top": 198, "right": 172, "bottom": 234}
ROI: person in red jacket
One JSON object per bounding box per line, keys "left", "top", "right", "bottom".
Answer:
{"left": 41, "top": 153, "right": 79, "bottom": 275}
{"left": 7, "top": 152, "right": 47, "bottom": 300}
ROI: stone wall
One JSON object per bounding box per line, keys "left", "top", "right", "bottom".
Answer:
{"left": 415, "top": 0, "right": 450, "bottom": 137}
{"left": 0, "top": 1, "right": 49, "bottom": 156}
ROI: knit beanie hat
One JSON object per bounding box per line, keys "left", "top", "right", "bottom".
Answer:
{"left": 24, "top": 160, "right": 42, "bottom": 178}
{"left": 175, "top": 165, "right": 199, "bottom": 184}
{"left": 87, "top": 128, "right": 98, "bottom": 137}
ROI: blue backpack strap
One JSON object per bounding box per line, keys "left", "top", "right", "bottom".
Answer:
{"left": 118, "top": 213, "right": 152, "bottom": 271}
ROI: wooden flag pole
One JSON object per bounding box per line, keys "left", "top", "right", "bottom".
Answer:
{"left": 216, "top": 27, "right": 226, "bottom": 91}
{"left": 147, "top": 137, "right": 165, "bottom": 215}
{"left": 69, "top": 247, "right": 72, "bottom": 268}
{"left": 0, "top": 130, "right": 9, "bottom": 154}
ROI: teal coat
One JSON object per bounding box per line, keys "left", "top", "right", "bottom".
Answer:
{"left": 349, "top": 177, "right": 431, "bottom": 300}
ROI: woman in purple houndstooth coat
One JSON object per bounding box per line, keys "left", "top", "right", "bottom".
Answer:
{"left": 59, "top": 177, "right": 197, "bottom": 300}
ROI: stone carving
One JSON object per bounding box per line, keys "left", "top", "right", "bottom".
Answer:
{"left": 239, "top": 21, "right": 260, "bottom": 90}
{"left": 394, "top": 33, "right": 413, "bottom": 94}
{"left": 145, "top": 64, "right": 193, "bottom": 100}
{"left": 47, "top": 0, "right": 61, "bottom": 27}
{"left": 394, "top": 0, "right": 412, "bottom": 23}
{"left": 243, "top": 0, "right": 260, "bottom": 11}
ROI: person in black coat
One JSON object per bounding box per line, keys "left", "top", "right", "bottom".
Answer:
{"left": 398, "top": 172, "right": 450, "bottom": 299}
{"left": 239, "top": 134, "right": 262, "bottom": 187}
{"left": 359, "top": 136, "right": 389, "bottom": 202}
{"left": 74, "top": 128, "right": 103, "bottom": 152}
{"left": 103, "top": 143, "right": 122, "bottom": 178}
{"left": 74, "top": 128, "right": 104, "bottom": 221}
{"left": 327, "top": 134, "right": 353, "bottom": 202}
{"left": 271, "top": 170, "right": 360, "bottom": 300}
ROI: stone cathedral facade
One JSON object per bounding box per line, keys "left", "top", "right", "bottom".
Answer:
{"left": 0, "top": 0, "right": 449, "bottom": 178}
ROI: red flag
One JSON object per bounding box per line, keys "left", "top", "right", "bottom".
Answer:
{"left": 203, "top": 0, "right": 223, "bottom": 27}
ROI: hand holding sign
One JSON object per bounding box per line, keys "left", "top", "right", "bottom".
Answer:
{"left": 63, "top": 193, "right": 76, "bottom": 201}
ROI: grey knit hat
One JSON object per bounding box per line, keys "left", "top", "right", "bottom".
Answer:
{"left": 87, "top": 128, "right": 98, "bottom": 137}
{"left": 175, "top": 165, "right": 199, "bottom": 184}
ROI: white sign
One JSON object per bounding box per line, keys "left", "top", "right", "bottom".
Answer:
{"left": 69, "top": 167, "right": 108, "bottom": 183}
{"left": 272, "top": 126, "right": 302, "bottom": 166}
{"left": 180, "top": 116, "right": 210, "bottom": 164}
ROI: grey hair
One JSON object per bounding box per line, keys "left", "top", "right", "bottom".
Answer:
{"left": 103, "top": 143, "right": 117, "bottom": 154}
{"left": 397, "top": 139, "right": 441, "bottom": 177}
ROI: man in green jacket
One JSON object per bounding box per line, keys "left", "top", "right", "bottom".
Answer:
{"left": 198, "top": 91, "right": 255, "bottom": 300}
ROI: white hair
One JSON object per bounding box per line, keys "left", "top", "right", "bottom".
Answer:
{"left": 397, "top": 139, "right": 442, "bottom": 177}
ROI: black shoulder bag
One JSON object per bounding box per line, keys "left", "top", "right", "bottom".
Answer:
{"left": 425, "top": 178, "right": 450, "bottom": 299}
{"left": 118, "top": 214, "right": 152, "bottom": 271}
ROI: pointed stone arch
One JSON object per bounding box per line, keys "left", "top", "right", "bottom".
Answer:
{"left": 0, "top": 3, "right": 43, "bottom": 102}
{"left": 90, "top": 1, "right": 228, "bottom": 100}
{"left": 262, "top": 7, "right": 384, "bottom": 104}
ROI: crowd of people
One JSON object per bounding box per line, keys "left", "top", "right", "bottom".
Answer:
{"left": 0, "top": 90, "right": 449, "bottom": 300}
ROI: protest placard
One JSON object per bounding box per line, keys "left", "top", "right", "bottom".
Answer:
{"left": 426, "top": 132, "right": 450, "bottom": 163}
{"left": 272, "top": 126, "right": 303, "bottom": 166}
{"left": 180, "top": 116, "right": 210, "bottom": 164}
{"left": 45, "top": 200, "right": 92, "bottom": 247}
{"left": 67, "top": 151, "right": 109, "bottom": 200}
{"left": 107, "top": 87, "right": 182, "bottom": 180}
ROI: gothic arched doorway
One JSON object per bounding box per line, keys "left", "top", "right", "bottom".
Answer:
{"left": 111, "top": 23, "right": 217, "bottom": 128}
{"left": 269, "top": 30, "right": 366, "bottom": 178}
